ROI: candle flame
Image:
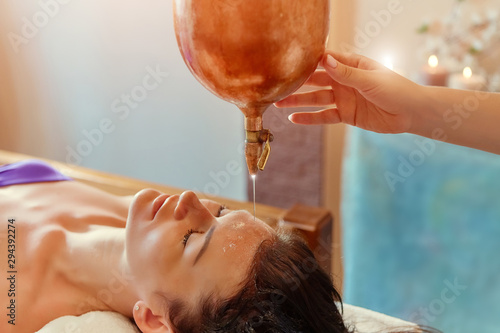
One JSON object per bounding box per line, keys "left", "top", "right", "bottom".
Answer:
{"left": 463, "top": 67, "right": 472, "bottom": 79}
{"left": 428, "top": 55, "right": 438, "bottom": 68}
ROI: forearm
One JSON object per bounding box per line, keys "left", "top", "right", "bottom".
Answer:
{"left": 409, "top": 86, "right": 500, "bottom": 155}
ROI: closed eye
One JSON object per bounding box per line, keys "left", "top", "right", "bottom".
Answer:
{"left": 217, "top": 204, "right": 227, "bottom": 217}
{"left": 182, "top": 229, "right": 203, "bottom": 247}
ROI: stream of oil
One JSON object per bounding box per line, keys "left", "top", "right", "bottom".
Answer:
{"left": 252, "top": 175, "right": 256, "bottom": 221}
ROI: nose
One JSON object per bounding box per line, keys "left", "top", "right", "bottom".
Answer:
{"left": 174, "top": 191, "right": 214, "bottom": 223}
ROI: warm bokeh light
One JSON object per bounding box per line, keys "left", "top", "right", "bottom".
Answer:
{"left": 463, "top": 66, "right": 472, "bottom": 79}
{"left": 428, "top": 55, "right": 439, "bottom": 68}
{"left": 383, "top": 56, "right": 394, "bottom": 70}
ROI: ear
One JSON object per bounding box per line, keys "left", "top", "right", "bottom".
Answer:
{"left": 133, "top": 300, "right": 174, "bottom": 333}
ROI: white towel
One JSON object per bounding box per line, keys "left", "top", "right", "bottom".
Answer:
{"left": 36, "top": 311, "right": 140, "bottom": 333}
{"left": 37, "top": 305, "right": 418, "bottom": 333}
{"left": 342, "top": 304, "right": 420, "bottom": 332}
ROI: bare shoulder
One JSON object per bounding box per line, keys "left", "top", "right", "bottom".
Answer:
{"left": 0, "top": 181, "right": 131, "bottom": 331}
{"left": 0, "top": 181, "right": 131, "bottom": 227}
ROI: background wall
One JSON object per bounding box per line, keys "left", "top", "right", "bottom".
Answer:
{"left": 0, "top": 0, "right": 247, "bottom": 200}
{"left": 0, "top": 1, "right": 21, "bottom": 154}
{"left": 335, "top": 1, "right": 500, "bottom": 332}
{"left": 325, "top": 0, "right": 500, "bottom": 288}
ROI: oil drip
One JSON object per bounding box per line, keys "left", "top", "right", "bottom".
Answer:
{"left": 251, "top": 174, "right": 256, "bottom": 221}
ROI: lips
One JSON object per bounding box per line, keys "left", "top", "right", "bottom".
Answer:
{"left": 152, "top": 194, "right": 171, "bottom": 218}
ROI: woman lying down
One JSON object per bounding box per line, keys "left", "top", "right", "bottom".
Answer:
{"left": 0, "top": 160, "right": 436, "bottom": 333}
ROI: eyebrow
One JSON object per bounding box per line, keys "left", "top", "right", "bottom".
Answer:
{"left": 193, "top": 225, "right": 216, "bottom": 266}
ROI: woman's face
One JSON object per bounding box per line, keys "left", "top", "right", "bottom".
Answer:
{"left": 125, "top": 189, "right": 274, "bottom": 320}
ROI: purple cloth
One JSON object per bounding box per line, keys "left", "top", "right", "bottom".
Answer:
{"left": 0, "top": 159, "right": 72, "bottom": 187}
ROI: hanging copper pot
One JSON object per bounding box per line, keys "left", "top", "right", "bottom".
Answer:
{"left": 173, "top": 0, "right": 330, "bottom": 174}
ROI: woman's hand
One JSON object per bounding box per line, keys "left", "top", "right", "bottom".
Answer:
{"left": 275, "top": 51, "right": 425, "bottom": 134}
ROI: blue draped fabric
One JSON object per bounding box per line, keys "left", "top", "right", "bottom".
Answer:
{"left": 342, "top": 128, "right": 500, "bottom": 332}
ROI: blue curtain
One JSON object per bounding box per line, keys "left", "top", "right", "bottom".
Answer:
{"left": 342, "top": 128, "right": 500, "bottom": 332}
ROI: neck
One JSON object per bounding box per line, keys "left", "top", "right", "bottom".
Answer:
{"left": 61, "top": 225, "right": 138, "bottom": 317}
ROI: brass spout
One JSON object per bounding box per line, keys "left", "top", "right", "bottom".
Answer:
{"left": 245, "top": 116, "right": 263, "bottom": 176}
{"left": 245, "top": 142, "right": 262, "bottom": 176}
{"left": 244, "top": 115, "right": 273, "bottom": 176}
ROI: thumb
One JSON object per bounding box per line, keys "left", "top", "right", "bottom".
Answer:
{"left": 322, "top": 54, "right": 368, "bottom": 90}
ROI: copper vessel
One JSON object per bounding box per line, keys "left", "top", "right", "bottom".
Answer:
{"left": 173, "top": 0, "right": 330, "bottom": 175}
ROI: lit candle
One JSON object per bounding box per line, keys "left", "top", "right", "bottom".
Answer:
{"left": 448, "top": 67, "right": 486, "bottom": 91}
{"left": 420, "top": 55, "right": 449, "bottom": 86}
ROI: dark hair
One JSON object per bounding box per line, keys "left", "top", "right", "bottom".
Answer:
{"left": 164, "top": 228, "right": 437, "bottom": 333}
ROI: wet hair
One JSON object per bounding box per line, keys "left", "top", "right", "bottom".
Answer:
{"left": 164, "top": 228, "right": 439, "bottom": 333}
